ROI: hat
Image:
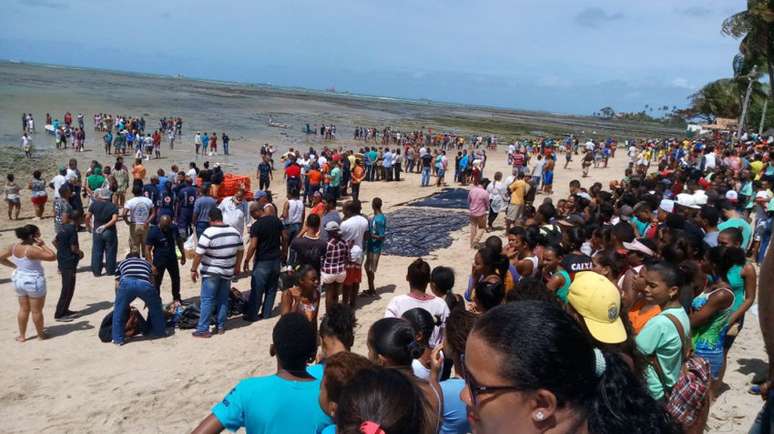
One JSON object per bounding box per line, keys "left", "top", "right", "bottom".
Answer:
{"left": 324, "top": 221, "right": 340, "bottom": 232}
{"left": 692, "top": 190, "right": 708, "bottom": 206}
{"left": 622, "top": 239, "right": 655, "bottom": 256}
{"left": 557, "top": 215, "right": 584, "bottom": 227}
{"left": 726, "top": 190, "right": 738, "bottom": 202}
{"left": 659, "top": 199, "right": 674, "bottom": 213}
{"left": 576, "top": 192, "right": 592, "bottom": 201}
{"left": 253, "top": 190, "right": 267, "bottom": 200}
{"left": 756, "top": 191, "right": 771, "bottom": 202}
{"left": 96, "top": 188, "right": 112, "bottom": 200}
{"left": 676, "top": 193, "right": 700, "bottom": 209}
{"left": 350, "top": 245, "right": 363, "bottom": 263}
{"left": 568, "top": 272, "right": 627, "bottom": 344}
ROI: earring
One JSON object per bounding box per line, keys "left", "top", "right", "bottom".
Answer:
{"left": 535, "top": 411, "right": 545, "bottom": 421}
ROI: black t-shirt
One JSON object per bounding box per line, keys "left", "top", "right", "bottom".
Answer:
{"left": 290, "top": 235, "right": 327, "bottom": 274}
{"left": 560, "top": 253, "right": 593, "bottom": 280}
{"left": 250, "top": 215, "right": 284, "bottom": 262}
{"left": 146, "top": 224, "right": 179, "bottom": 263}
{"left": 54, "top": 223, "right": 79, "bottom": 269}
{"left": 421, "top": 154, "right": 432, "bottom": 168}
{"left": 89, "top": 200, "right": 119, "bottom": 228}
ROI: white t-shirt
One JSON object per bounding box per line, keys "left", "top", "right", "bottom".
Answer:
{"left": 218, "top": 197, "right": 247, "bottom": 234}
{"left": 51, "top": 175, "right": 67, "bottom": 199}
{"left": 340, "top": 214, "right": 369, "bottom": 262}
{"left": 187, "top": 168, "right": 197, "bottom": 179}
{"left": 704, "top": 153, "right": 716, "bottom": 170}
{"left": 384, "top": 293, "right": 450, "bottom": 347}
{"left": 124, "top": 196, "right": 154, "bottom": 224}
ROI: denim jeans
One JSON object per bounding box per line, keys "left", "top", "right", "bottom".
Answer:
{"left": 197, "top": 275, "right": 231, "bottom": 333}
{"left": 246, "top": 259, "right": 281, "bottom": 320}
{"left": 223, "top": 142, "right": 229, "bottom": 155}
{"left": 421, "top": 167, "right": 430, "bottom": 186}
{"left": 750, "top": 390, "right": 774, "bottom": 434}
{"left": 91, "top": 228, "right": 117, "bottom": 276}
{"left": 112, "top": 278, "right": 165, "bottom": 344}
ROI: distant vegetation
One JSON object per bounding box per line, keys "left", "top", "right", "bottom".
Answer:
{"left": 595, "top": 0, "right": 774, "bottom": 132}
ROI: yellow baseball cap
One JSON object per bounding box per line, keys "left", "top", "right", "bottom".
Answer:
{"left": 567, "top": 272, "right": 627, "bottom": 344}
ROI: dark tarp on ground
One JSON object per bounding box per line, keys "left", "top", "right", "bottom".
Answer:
{"left": 382, "top": 207, "right": 469, "bottom": 257}
{"left": 407, "top": 188, "right": 469, "bottom": 210}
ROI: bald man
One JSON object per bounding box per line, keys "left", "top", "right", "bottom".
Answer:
{"left": 145, "top": 214, "right": 186, "bottom": 304}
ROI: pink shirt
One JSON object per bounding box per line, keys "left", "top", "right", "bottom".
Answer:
{"left": 468, "top": 185, "right": 490, "bottom": 217}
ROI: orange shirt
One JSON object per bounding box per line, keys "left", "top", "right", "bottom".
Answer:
{"left": 307, "top": 170, "right": 322, "bottom": 186}
{"left": 352, "top": 165, "right": 364, "bottom": 184}
{"left": 132, "top": 164, "right": 146, "bottom": 180}
{"left": 628, "top": 298, "right": 661, "bottom": 335}
{"left": 311, "top": 202, "right": 325, "bottom": 217}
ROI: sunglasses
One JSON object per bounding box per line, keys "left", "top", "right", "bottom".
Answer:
{"left": 461, "top": 353, "right": 521, "bottom": 409}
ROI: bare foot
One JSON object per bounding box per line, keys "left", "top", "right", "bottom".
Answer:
{"left": 38, "top": 332, "right": 48, "bottom": 340}
{"left": 15, "top": 336, "right": 26, "bottom": 343}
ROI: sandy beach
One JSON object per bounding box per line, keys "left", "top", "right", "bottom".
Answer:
{"left": 0, "top": 64, "right": 764, "bottom": 433}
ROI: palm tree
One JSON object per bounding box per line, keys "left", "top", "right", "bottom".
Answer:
{"left": 722, "top": 0, "right": 774, "bottom": 104}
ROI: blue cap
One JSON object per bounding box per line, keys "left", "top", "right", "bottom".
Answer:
{"left": 254, "top": 190, "right": 267, "bottom": 200}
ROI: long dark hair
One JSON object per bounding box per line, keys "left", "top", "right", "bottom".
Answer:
{"left": 368, "top": 318, "right": 423, "bottom": 366}
{"left": 473, "top": 302, "right": 678, "bottom": 434}
{"left": 336, "top": 368, "right": 431, "bottom": 434}
{"left": 478, "top": 246, "right": 510, "bottom": 279}
{"left": 707, "top": 245, "right": 746, "bottom": 282}
{"left": 401, "top": 308, "right": 438, "bottom": 350}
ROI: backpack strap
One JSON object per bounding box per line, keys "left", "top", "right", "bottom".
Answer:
{"left": 663, "top": 313, "right": 691, "bottom": 360}
{"left": 646, "top": 312, "right": 690, "bottom": 398}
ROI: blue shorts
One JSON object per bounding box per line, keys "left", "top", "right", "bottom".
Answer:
{"left": 695, "top": 348, "right": 724, "bottom": 379}
{"left": 543, "top": 171, "right": 554, "bottom": 185}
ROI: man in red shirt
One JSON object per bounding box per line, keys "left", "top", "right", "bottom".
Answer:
{"left": 284, "top": 156, "right": 302, "bottom": 194}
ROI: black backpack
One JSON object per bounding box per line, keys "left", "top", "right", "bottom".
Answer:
{"left": 177, "top": 305, "right": 201, "bottom": 329}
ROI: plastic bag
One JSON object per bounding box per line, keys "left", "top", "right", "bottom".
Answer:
{"left": 183, "top": 233, "right": 197, "bottom": 258}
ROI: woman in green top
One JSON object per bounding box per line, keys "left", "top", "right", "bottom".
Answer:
{"left": 542, "top": 244, "right": 571, "bottom": 303}
{"left": 690, "top": 247, "right": 735, "bottom": 385}
{"left": 718, "top": 245, "right": 756, "bottom": 385}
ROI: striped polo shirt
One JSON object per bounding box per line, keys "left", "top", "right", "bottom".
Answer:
{"left": 116, "top": 257, "right": 153, "bottom": 283}
{"left": 196, "top": 224, "right": 244, "bottom": 278}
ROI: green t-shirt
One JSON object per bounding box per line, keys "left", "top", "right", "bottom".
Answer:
{"left": 717, "top": 217, "right": 752, "bottom": 251}
{"left": 635, "top": 307, "right": 691, "bottom": 400}
{"left": 87, "top": 175, "right": 105, "bottom": 191}
{"left": 330, "top": 167, "right": 341, "bottom": 187}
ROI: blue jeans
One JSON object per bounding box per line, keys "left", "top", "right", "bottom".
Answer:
{"left": 91, "top": 228, "right": 117, "bottom": 276}
{"left": 112, "top": 278, "right": 165, "bottom": 344}
{"left": 421, "top": 167, "right": 430, "bottom": 186}
{"left": 246, "top": 259, "right": 281, "bottom": 320}
{"left": 197, "top": 275, "right": 231, "bottom": 333}
{"left": 750, "top": 390, "right": 774, "bottom": 434}
{"left": 223, "top": 142, "right": 229, "bottom": 155}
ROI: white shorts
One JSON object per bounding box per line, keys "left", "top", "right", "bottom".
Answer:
{"left": 13, "top": 270, "right": 46, "bottom": 298}
{"left": 320, "top": 271, "right": 346, "bottom": 285}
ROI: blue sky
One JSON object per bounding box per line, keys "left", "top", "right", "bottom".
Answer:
{"left": 0, "top": 0, "right": 744, "bottom": 115}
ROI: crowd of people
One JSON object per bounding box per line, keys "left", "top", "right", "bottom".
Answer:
{"left": 3, "top": 121, "right": 774, "bottom": 433}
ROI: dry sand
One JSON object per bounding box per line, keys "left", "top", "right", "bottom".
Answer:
{"left": 0, "top": 142, "right": 765, "bottom": 432}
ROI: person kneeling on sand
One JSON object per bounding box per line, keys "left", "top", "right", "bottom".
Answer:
{"left": 111, "top": 252, "right": 166, "bottom": 346}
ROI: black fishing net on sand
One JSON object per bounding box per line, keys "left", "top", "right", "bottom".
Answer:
{"left": 381, "top": 207, "right": 469, "bottom": 257}
{"left": 406, "top": 188, "right": 469, "bottom": 209}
